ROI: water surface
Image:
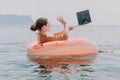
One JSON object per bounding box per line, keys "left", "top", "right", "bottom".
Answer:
{"left": 0, "top": 25, "right": 120, "bottom": 80}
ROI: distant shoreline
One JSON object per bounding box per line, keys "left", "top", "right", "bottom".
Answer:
{"left": 0, "top": 14, "right": 33, "bottom": 25}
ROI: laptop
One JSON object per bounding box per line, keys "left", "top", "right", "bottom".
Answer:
{"left": 76, "top": 10, "right": 91, "bottom": 25}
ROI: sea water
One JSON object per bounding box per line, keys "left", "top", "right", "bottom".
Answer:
{"left": 0, "top": 25, "right": 120, "bottom": 80}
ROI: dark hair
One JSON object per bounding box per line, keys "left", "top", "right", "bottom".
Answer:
{"left": 30, "top": 18, "right": 48, "bottom": 31}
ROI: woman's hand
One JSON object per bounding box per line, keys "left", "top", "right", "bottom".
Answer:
{"left": 57, "top": 16, "right": 66, "bottom": 26}
{"left": 68, "top": 26, "right": 75, "bottom": 31}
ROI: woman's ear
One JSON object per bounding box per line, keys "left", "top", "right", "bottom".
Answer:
{"left": 41, "top": 25, "right": 48, "bottom": 31}
{"left": 41, "top": 25, "right": 45, "bottom": 30}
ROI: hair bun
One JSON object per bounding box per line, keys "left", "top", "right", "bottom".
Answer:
{"left": 30, "top": 22, "right": 37, "bottom": 31}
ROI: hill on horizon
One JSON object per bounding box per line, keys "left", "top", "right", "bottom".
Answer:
{"left": 0, "top": 14, "right": 33, "bottom": 25}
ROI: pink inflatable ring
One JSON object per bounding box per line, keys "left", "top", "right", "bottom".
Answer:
{"left": 27, "top": 38, "right": 99, "bottom": 57}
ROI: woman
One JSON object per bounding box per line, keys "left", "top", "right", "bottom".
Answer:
{"left": 30, "top": 16, "right": 74, "bottom": 45}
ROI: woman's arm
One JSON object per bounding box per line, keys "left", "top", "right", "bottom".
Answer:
{"left": 57, "top": 16, "right": 75, "bottom": 33}
{"left": 37, "top": 34, "right": 68, "bottom": 44}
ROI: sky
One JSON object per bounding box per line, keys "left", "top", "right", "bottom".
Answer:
{"left": 0, "top": 0, "right": 120, "bottom": 25}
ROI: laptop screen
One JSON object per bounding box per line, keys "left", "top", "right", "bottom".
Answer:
{"left": 76, "top": 10, "right": 91, "bottom": 25}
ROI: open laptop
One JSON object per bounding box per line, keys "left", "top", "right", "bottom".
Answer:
{"left": 76, "top": 10, "right": 91, "bottom": 25}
